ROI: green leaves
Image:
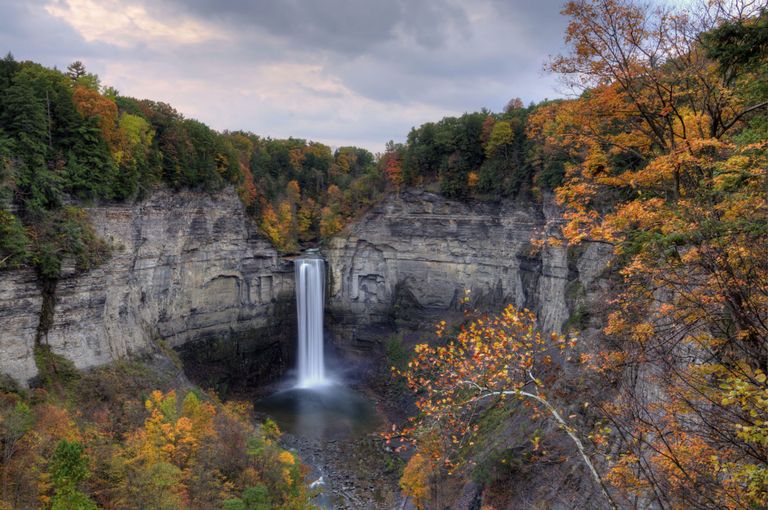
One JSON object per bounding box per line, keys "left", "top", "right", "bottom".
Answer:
{"left": 50, "top": 440, "right": 99, "bottom": 510}
{"left": 0, "top": 211, "right": 30, "bottom": 269}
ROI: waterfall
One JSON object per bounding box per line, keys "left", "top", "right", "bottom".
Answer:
{"left": 295, "top": 256, "right": 328, "bottom": 388}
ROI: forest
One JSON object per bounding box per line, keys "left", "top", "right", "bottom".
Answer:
{"left": 1, "top": 0, "right": 767, "bottom": 508}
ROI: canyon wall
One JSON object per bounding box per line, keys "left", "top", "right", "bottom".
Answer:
{"left": 0, "top": 189, "right": 294, "bottom": 387}
{"left": 326, "top": 190, "right": 614, "bottom": 348}
{"left": 0, "top": 188, "right": 613, "bottom": 387}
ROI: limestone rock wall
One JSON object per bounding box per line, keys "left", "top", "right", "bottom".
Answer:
{"left": 0, "top": 189, "right": 294, "bottom": 386}
{"left": 0, "top": 269, "right": 42, "bottom": 385}
{"left": 326, "top": 191, "right": 612, "bottom": 347}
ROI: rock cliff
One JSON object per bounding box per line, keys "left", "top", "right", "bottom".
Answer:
{"left": 0, "top": 189, "right": 294, "bottom": 387}
{"left": 326, "top": 190, "right": 613, "bottom": 347}
{"left": 1, "top": 188, "right": 613, "bottom": 388}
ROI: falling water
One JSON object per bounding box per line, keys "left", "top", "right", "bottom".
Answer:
{"left": 295, "top": 256, "right": 328, "bottom": 388}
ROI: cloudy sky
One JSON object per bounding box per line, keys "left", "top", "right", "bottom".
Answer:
{"left": 1, "top": 0, "right": 574, "bottom": 152}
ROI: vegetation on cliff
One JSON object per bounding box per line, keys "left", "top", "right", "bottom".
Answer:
{"left": 0, "top": 55, "right": 575, "bottom": 266}
{"left": 393, "top": 1, "right": 768, "bottom": 508}
{"left": 0, "top": 55, "right": 387, "bottom": 268}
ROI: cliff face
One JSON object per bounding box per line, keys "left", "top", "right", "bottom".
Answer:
{"left": 326, "top": 190, "right": 613, "bottom": 347}
{"left": 0, "top": 189, "right": 294, "bottom": 387}
{"left": 0, "top": 188, "right": 613, "bottom": 388}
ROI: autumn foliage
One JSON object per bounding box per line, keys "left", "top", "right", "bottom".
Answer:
{"left": 392, "top": 1, "right": 768, "bottom": 508}
{"left": 0, "top": 365, "right": 312, "bottom": 510}
{"left": 392, "top": 306, "right": 617, "bottom": 507}
{"left": 537, "top": 1, "right": 768, "bottom": 508}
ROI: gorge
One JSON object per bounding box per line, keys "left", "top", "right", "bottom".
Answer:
{"left": 2, "top": 2, "right": 766, "bottom": 508}
{"left": 0, "top": 188, "right": 612, "bottom": 391}
{"left": 0, "top": 186, "right": 613, "bottom": 508}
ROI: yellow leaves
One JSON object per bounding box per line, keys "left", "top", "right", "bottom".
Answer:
{"left": 394, "top": 306, "right": 578, "bottom": 474}
{"left": 281, "top": 466, "right": 293, "bottom": 486}
{"left": 467, "top": 171, "right": 479, "bottom": 190}
{"left": 630, "top": 322, "right": 654, "bottom": 342}
{"left": 319, "top": 206, "right": 343, "bottom": 238}
{"left": 278, "top": 451, "right": 295, "bottom": 465}
{"left": 400, "top": 452, "right": 435, "bottom": 510}
{"left": 259, "top": 203, "right": 281, "bottom": 248}
{"left": 145, "top": 390, "right": 164, "bottom": 411}
{"left": 289, "top": 149, "right": 306, "bottom": 172}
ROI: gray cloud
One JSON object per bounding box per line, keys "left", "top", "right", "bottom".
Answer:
{"left": 155, "top": 0, "right": 470, "bottom": 55}
{"left": 0, "top": 0, "right": 119, "bottom": 66}
{"left": 0, "top": 0, "right": 574, "bottom": 151}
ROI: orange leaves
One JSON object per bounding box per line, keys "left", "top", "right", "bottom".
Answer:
{"left": 278, "top": 450, "right": 295, "bottom": 466}
{"left": 549, "top": 70, "right": 766, "bottom": 506}
{"left": 467, "top": 171, "right": 479, "bottom": 190}
{"left": 285, "top": 180, "right": 300, "bottom": 205}
{"left": 236, "top": 163, "right": 260, "bottom": 209}
{"left": 72, "top": 85, "right": 120, "bottom": 154}
{"left": 394, "top": 305, "right": 577, "bottom": 472}
{"left": 383, "top": 150, "right": 403, "bottom": 192}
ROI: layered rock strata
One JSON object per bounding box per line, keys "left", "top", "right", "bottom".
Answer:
{"left": 0, "top": 189, "right": 293, "bottom": 386}
{"left": 325, "top": 190, "right": 613, "bottom": 348}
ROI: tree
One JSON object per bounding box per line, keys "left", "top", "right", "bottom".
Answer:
{"left": 382, "top": 141, "right": 403, "bottom": 193}
{"left": 66, "top": 61, "right": 100, "bottom": 90}
{"left": 504, "top": 97, "right": 524, "bottom": 114}
{"left": 49, "top": 440, "right": 98, "bottom": 510}
{"left": 276, "top": 200, "right": 297, "bottom": 252}
{"left": 393, "top": 306, "right": 617, "bottom": 509}
{"left": 72, "top": 86, "right": 120, "bottom": 155}
{"left": 0, "top": 212, "right": 30, "bottom": 269}
{"left": 485, "top": 121, "right": 514, "bottom": 159}
{"left": 297, "top": 197, "right": 319, "bottom": 241}
{"left": 0, "top": 400, "right": 33, "bottom": 502}
{"left": 259, "top": 203, "right": 282, "bottom": 248}
{"left": 551, "top": 0, "right": 768, "bottom": 148}
{"left": 703, "top": 7, "right": 768, "bottom": 79}
{"left": 548, "top": 1, "right": 768, "bottom": 507}
{"left": 319, "top": 206, "right": 342, "bottom": 238}
{"left": 223, "top": 484, "right": 271, "bottom": 510}
{"left": 66, "top": 61, "right": 87, "bottom": 82}
{"left": 1, "top": 67, "right": 59, "bottom": 215}
{"left": 115, "top": 112, "right": 155, "bottom": 197}
{"left": 400, "top": 453, "right": 434, "bottom": 510}
{"left": 285, "top": 179, "right": 300, "bottom": 205}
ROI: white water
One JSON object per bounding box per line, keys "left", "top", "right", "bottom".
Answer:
{"left": 295, "top": 257, "right": 328, "bottom": 388}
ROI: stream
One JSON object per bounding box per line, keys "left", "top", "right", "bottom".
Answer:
{"left": 254, "top": 382, "right": 404, "bottom": 509}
